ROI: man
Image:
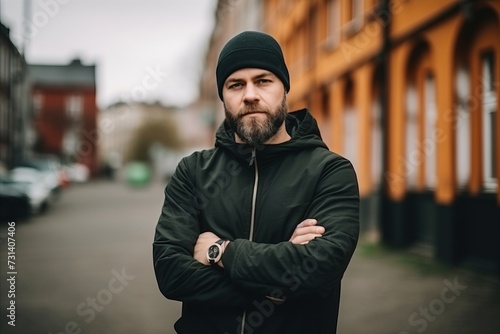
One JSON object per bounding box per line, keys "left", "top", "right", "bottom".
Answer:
{"left": 153, "top": 31, "right": 359, "bottom": 334}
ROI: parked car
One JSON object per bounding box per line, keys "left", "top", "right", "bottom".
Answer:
{"left": 9, "top": 167, "right": 52, "bottom": 214}
{"left": 64, "top": 163, "right": 90, "bottom": 183}
{"left": 0, "top": 174, "right": 31, "bottom": 220}
{"left": 16, "top": 157, "right": 65, "bottom": 198}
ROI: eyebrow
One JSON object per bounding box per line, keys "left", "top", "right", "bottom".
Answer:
{"left": 225, "top": 71, "right": 274, "bottom": 84}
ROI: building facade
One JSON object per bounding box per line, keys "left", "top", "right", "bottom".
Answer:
{"left": 263, "top": 0, "right": 499, "bottom": 271}
{"left": 198, "top": 0, "right": 500, "bottom": 272}
{"left": 198, "top": 0, "right": 264, "bottom": 140}
{"left": 29, "top": 59, "right": 98, "bottom": 175}
{"left": 0, "top": 23, "right": 33, "bottom": 169}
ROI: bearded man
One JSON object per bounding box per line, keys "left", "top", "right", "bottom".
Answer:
{"left": 153, "top": 31, "right": 360, "bottom": 334}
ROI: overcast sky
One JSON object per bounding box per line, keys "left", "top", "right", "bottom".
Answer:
{"left": 0, "top": 0, "right": 217, "bottom": 109}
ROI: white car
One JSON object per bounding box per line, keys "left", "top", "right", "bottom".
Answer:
{"left": 9, "top": 167, "right": 53, "bottom": 214}
{"left": 64, "top": 163, "right": 90, "bottom": 183}
{"left": 17, "top": 158, "right": 63, "bottom": 197}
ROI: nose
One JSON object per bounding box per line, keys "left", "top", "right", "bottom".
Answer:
{"left": 243, "top": 83, "right": 259, "bottom": 104}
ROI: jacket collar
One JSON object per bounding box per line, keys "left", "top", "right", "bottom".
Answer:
{"left": 215, "top": 108, "right": 328, "bottom": 166}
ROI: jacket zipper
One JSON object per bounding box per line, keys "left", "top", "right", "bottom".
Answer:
{"left": 241, "top": 148, "right": 259, "bottom": 334}
{"left": 248, "top": 148, "right": 258, "bottom": 243}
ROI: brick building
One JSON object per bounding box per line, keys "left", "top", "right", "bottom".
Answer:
{"left": 29, "top": 58, "right": 99, "bottom": 175}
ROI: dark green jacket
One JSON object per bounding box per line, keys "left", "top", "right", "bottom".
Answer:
{"left": 153, "top": 109, "right": 359, "bottom": 334}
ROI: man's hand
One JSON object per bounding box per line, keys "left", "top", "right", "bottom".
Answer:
{"left": 194, "top": 231, "right": 220, "bottom": 266}
{"left": 289, "top": 219, "right": 325, "bottom": 245}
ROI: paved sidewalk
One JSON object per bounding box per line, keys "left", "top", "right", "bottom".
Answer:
{"left": 338, "top": 241, "right": 500, "bottom": 334}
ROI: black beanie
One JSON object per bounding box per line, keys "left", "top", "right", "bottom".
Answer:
{"left": 216, "top": 31, "right": 290, "bottom": 100}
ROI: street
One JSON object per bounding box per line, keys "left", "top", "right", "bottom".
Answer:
{"left": 1, "top": 179, "right": 500, "bottom": 334}
{"left": 0, "top": 179, "right": 180, "bottom": 334}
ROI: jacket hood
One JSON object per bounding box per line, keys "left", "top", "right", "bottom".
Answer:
{"left": 215, "top": 108, "right": 328, "bottom": 165}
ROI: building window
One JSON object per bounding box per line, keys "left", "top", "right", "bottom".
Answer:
{"left": 481, "top": 51, "right": 497, "bottom": 191}
{"left": 309, "top": 6, "right": 319, "bottom": 67}
{"left": 63, "top": 131, "right": 76, "bottom": 153}
{"left": 344, "top": 79, "right": 357, "bottom": 171}
{"left": 455, "top": 65, "right": 471, "bottom": 189}
{"left": 352, "top": 0, "right": 364, "bottom": 26}
{"left": 424, "top": 73, "right": 436, "bottom": 189}
{"left": 65, "top": 95, "right": 83, "bottom": 119}
{"left": 33, "top": 93, "right": 43, "bottom": 116}
{"left": 0, "top": 97, "right": 7, "bottom": 137}
{"left": 344, "top": 0, "right": 364, "bottom": 34}
{"left": 0, "top": 47, "right": 7, "bottom": 85}
{"left": 298, "top": 22, "right": 307, "bottom": 73}
{"left": 371, "top": 96, "right": 382, "bottom": 188}
{"left": 405, "top": 84, "right": 418, "bottom": 189}
{"left": 326, "top": 0, "right": 341, "bottom": 48}
{"left": 320, "top": 87, "right": 332, "bottom": 148}
{"left": 344, "top": 106, "right": 358, "bottom": 171}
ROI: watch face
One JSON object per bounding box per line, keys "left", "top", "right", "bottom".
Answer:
{"left": 208, "top": 245, "right": 220, "bottom": 260}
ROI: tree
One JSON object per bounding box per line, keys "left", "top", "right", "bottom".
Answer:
{"left": 125, "top": 115, "right": 183, "bottom": 164}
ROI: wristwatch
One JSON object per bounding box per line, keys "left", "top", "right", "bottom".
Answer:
{"left": 207, "top": 239, "right": 224, "bottom": 265}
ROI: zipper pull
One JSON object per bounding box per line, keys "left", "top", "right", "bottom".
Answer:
{"left": 249, "top": 148, "right": 256, "bottom": 166}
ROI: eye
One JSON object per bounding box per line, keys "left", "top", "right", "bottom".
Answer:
{"left": 228, "top": 82, "right": 243, "bottom": 89}
{"left": 257, "top": 78, "right": 272, "bottom": 85}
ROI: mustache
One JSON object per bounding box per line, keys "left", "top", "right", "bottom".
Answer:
{"left": 238, "top": 104, "right": 269, "bottom": 116}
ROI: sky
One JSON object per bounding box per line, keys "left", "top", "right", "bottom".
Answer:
{"left": 0, "top": 0, "right": 217, "bottom": 109}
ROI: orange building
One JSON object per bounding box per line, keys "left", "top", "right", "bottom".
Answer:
{"left": 198, "top": 0, "right": 499, "bottom": 271}
{"left": 262, "top": 0, "right": 500, "bottom": 271}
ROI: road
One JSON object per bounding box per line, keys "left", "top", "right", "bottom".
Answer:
{"left": 1, "top": 178, "right": 499, "bottom": 334}
{"left": 0, "top": 179, "right": 180, "bottom": 334}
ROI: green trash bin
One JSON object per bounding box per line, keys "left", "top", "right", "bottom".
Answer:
{"left": 125, "top": 162, "right": 151, "bottom": 186}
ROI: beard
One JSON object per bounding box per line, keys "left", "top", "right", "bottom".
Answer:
{"left": 224, "top": 95, "right": 288, "bottom": 146}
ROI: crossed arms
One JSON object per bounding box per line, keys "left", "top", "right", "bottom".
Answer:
{"left": 153, "top": 155, "right": 360, "bottom": 306}
{"left": 193, "top": 218, "right": 325, "bottom": 267}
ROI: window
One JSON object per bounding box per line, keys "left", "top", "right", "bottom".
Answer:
{"left": 352, "top": 0, "right": 364, "bottom": 25}
{"left": 424, "top": 74, "right": 436, "bottom": 188}
{"left": 405, "top": 84, "right": 418, "bottom": 189}
{"left": 320, "top": 87, "right": 332, "bottom": 148}
{"left": 347, "top": 0, "right": 364, "bottom": 32}
{"left": 326, "top": 0, "right": 341, "bottom": 47}
{"left": 297, "top": 22, "right": 307, "bottom": 73}
{"left": 455, "top": 65, "right": 471, "bottom": 189}
{"left": 344, "top": 106, "right": 358, "bottom": 171}
{"left": 344, "top": 80, "right": 357, "bottom": 171}
{"left": 0, "top": 97, "right": 7, "bottom": 137}
{"left": 371, "top": 97, "right": 382, "bottom": 187}
{"left": 309, "top": 6, "right": 319, "bottom": 66}
{"left": 33, "top": 93, "right": 43, "bottom": 116}
{"left": 481, "top": 51, "right": 497, "bottom": 191}
{"left": 63, "top": 130, "right": 78, "bottom": 155}
{"left": 65, "top": 94, "right": 83, "bottom": 119}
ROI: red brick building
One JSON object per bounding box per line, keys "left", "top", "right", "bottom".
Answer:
{"left": 29, "top": 59, "right": 98, "bottom": 175}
